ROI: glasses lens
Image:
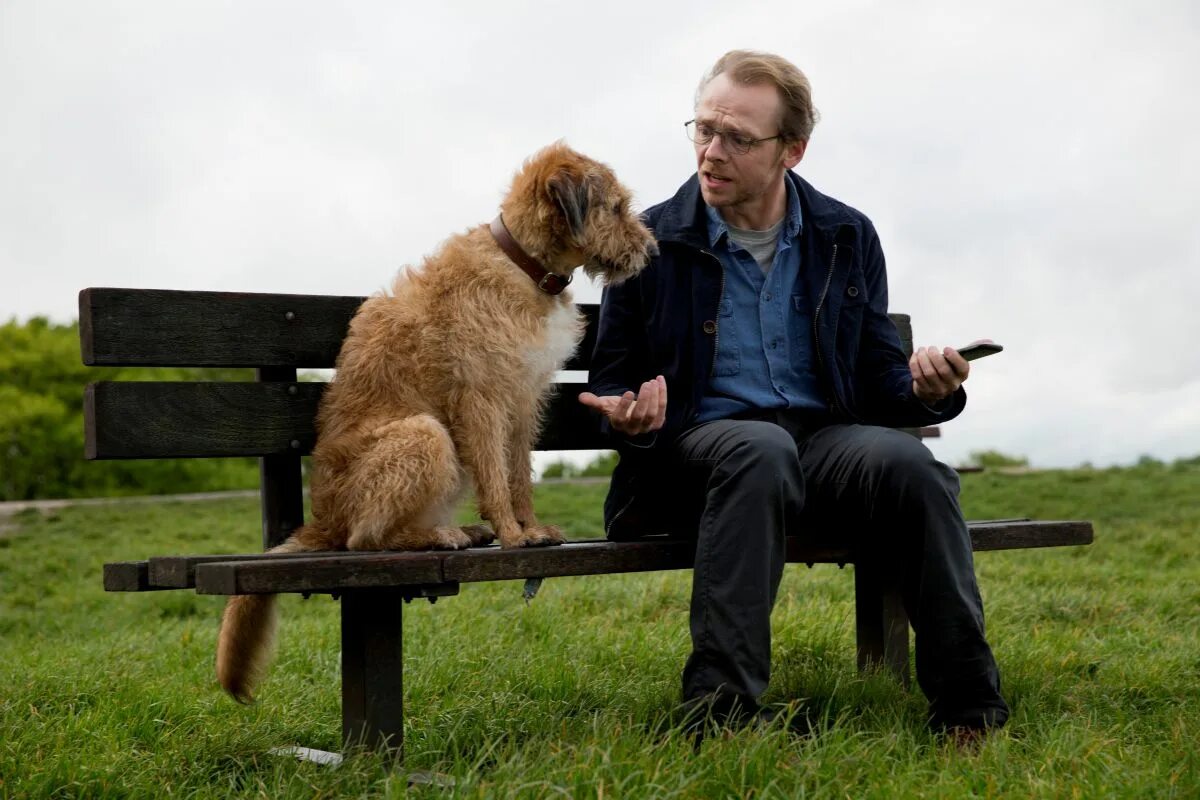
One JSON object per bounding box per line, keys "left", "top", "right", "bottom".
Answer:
{"left": 686, "top": 121, "right": 714, "bottom": 145}
{"left": 727, "top": 132, "right": 754, "bottom": 155}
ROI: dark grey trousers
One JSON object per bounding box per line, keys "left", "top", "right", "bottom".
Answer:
{"left": 673, "top": 414, "right": 1009, "bottom": 730}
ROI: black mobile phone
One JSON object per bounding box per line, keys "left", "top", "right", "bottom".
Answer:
{"left": 955, "top": 342, "right": 1003, "bottom": 361}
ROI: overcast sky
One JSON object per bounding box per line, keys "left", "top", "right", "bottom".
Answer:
{"left": 3, "top": 1, "right": 1198, "bottom": 469}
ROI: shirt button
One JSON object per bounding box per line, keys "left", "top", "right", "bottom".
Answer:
{"left": 771, "top": 341, "right": 779, "bottom": 349}
{"left": 847, "top": 286, "right": 859, "bottom": 297}
{"left": 765, "top": 293, "right": 772, "bottom": 301}
{"left": 703, "top": 320, "right": 717, "bottom": 334}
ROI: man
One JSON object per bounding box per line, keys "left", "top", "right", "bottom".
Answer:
{"left": 578, "top": 50, "right": 1008, "bottom": 737}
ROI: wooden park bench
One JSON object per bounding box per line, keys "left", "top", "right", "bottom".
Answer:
{"left": 82, "top": 287, "right": 1093, "bottom": 758}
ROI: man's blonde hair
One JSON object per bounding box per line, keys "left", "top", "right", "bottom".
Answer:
{"left": 697, "top": 50, "right": 820, "bottom": 143}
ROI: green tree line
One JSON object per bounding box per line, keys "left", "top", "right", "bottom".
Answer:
{"left": 0, "top": 317, "right": 259, "bottom": 501}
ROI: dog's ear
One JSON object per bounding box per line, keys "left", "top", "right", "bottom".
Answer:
{"left": 547, "top": 171, "right": 590, "bottom": 240}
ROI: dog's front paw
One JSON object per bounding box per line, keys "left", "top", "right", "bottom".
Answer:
{"left": 515, "top": 524, "right": 565, "bottom": 548}
{"left": 460, "top": 523, "right": 496, "bottom": 547}
{"left": 431, "top": 527, "right": 474, "bottom": 550}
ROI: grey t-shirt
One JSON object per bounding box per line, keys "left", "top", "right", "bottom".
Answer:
{"left": 726, "top": 217, "right": 784, "bottom": 274}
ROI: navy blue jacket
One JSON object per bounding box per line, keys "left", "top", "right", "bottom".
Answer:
{"left": 588, "top": 171, "right": 966, "bottom": 537}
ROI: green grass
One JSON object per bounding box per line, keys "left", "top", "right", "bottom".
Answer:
{"left": 1, "top": 462, "right": 1198, "bottom": 798}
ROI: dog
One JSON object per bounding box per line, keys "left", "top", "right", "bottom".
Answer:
{"left": 216, "top": 142, "right": 657, "bottom": 702}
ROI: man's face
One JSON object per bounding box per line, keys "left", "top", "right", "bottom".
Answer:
{"left": 693, "top": 72, "right": 806, "bottom": 215}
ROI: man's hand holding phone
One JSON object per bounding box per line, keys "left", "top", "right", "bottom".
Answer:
{"left": 911, "top": 340, "right": 1002, "bottom": 405}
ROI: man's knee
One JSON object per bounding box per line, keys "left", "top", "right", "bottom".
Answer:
{"left": 698, "top": 421, "right": 803, "bottom": 505}
{"left": 722, "top": 421, "right": 800, "bottom": 475}
{"left": 862, "top": 428, "right": 959, "bottom": 493}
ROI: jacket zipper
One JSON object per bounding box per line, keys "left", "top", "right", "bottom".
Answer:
{"left": 605, "top": 503, "right": 627, "bottom": 537}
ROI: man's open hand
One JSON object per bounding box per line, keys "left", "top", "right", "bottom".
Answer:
{"left": 910, "top": 346, "right": 970, "bottom": 405}
{"left": 578, "top": 375, "right": 667, "bottom": 436}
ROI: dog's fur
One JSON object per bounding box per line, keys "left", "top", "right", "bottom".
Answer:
{"left": 216, "top": 142, "right": 656, "bottom": 702}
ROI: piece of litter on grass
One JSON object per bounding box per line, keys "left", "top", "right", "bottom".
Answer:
{"left": 269, "top": 746, "right": 343, "bottom": 766}
{"left": 523, "top": 577, "right": 543, "bottom": 604}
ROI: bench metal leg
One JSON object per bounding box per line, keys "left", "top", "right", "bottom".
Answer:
{"left": 853, "top": 560, "right": 911, "bottom": 687}
{"left": 341, "top": 588, "right": 406, "bottom": 754}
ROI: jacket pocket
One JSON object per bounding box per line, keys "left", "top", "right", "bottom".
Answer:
{"left": 712, "top": 297, "right": 741, "bottom": 377}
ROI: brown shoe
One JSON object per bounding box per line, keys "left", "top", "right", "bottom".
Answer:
{"left": 945, "top": 725, "right": 989, "bottom": 752}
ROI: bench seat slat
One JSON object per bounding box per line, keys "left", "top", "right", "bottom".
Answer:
{"left": 967, "top": 520, "right": 1092, "bottom": 550}
{"left": 195, "top": 553, "right": 445, "bottom": 595}
{"left": 166, "top": 520, "right": 1093, "bottom": 595}
{"left": 148, "top": 551, "right": 369, "bottom": 588}
{"left": 103, "top": 561, "right": 173, "bottom": 592}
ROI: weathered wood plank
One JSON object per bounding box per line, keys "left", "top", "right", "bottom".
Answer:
{"left": 79, "top": 288, "right": 364, "bottom": 368}
{"left": 152, "top": 541, "right": 611, "bottom": 588}
{"left": 183, "top": 520, "right": 1091, "bottom": 595}
{"left": 103, "top": 561, "right": 171, "bottom": 592}
{"left": 441, "top": 539, "right": 695, "bottom": 583}
{"left": 968, "top": 520, "right": 1093, "bottom": 550}
{"left": 194, "top": 552, "right": 445, "bottom": 595}
{"left": 121, "top": 520, "right": 1094, "bottom": 594}
{"left": 85, "top": 380, "right": 607, "bottom": 458}
{"left": 148, "top": 551, "right": 362, "bottom": 588}
{"left": 78, "top": 287, "right": 909, "bottom": 373}
{"left": 85, "top": 381, "right": 323, "bottom": 459}
{"left": 891, "top": 313, "right": 912, "bottom": 356}
{"left": 78, "top": 287, "right": 605, "bottom": 371}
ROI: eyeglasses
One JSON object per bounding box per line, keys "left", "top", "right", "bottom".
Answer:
{"left": 684, "top": 119, "right": 783, "bottom": 155}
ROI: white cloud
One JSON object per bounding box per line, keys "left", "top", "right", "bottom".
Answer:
{"left": 1, "top": 0, "right": 1197, "bottom": 467}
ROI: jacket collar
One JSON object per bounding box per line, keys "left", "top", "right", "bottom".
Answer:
{"left": 652, "top": 170, "right": 855, "bottom": 249}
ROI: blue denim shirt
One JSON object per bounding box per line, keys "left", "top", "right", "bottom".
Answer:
{"left": 696, "top": 179, "right": 826, "bottom": 423}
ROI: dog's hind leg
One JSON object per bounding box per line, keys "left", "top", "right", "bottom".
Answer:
{"left": 343, "top": 414, "right": 471, "bottom": 551}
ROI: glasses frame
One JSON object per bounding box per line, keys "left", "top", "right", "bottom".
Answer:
{"left": 684, "top": 119, "right": 784, "bottom": 155}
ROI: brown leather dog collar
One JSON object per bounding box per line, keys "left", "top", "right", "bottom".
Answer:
{"left": 489, "top": 215, "right": 573, "bottom": 296}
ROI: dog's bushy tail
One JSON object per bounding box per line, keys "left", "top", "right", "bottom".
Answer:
{"left": 216, "top": 524, "right": 335, "bottom": 703}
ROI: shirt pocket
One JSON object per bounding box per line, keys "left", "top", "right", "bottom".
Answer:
{"left": 789, "top": 294, "right": 816, "bottom": 371}
{"left": 713, "top": 297, "right": 741, "bottom": 377}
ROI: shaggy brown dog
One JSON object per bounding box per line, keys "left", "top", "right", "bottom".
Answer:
{"left": 217, "top": 142, "right": 656, "bottom": 702}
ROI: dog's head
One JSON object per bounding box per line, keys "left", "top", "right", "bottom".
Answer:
{"left": 502, "top": 142, "right": 657, "bottom": 286}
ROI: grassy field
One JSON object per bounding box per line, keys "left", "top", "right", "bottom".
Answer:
{"left": 1, "top": 460, "right": 1198, "bottom": 798}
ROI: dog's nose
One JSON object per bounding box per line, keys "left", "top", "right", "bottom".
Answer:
{"left": 646, "top": 240, "right": 660, "bottom": 258}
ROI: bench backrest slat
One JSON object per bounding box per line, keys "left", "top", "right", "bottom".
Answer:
{"left": 84, "top": 380, "right": 609, "bottom": 459}
{"left": 80, "top": 288, "right": 913, "bottom": 460}
{"left": 78, "top": 288, "right": 600, "bottom": 371}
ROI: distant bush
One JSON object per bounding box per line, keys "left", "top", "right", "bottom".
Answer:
{"left": 579, "top": 451, "right": 618, "bottom": 477}
{"left": 0, "top": 317, "right": 259, "bottom": 500}
{"left": 540, "top": 452, "right": 617, "bottom": 480}
{"left": 540, "top": 460, "right": 580, "bottom": 480}
{"left": 966, "top": 449, "right": 1030, "bottom": 469}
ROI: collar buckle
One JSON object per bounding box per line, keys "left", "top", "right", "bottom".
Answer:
{"left": 538, "top": 272, "right": 572, "bottom": 295}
